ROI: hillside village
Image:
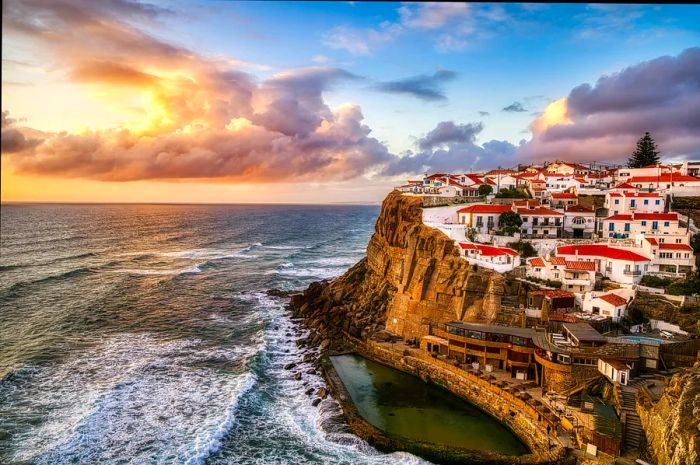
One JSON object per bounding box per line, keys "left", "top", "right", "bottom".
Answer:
{"left": 391, "top": 159, "right": 700, "bottom": 459}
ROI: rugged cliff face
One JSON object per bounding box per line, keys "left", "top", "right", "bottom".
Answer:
{"left": 637, "top": 366, "right": 700, "bottom": 465}
{"left": 291, "top": 191, "right": 521, "bottom": 345}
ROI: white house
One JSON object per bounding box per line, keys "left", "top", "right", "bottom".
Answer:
{"left": 603, "top": 212, "right": 682, "bottom": 239}
{"left": 563, "top": 204, "right": 596, "bottom": 239}
{"left": 598, "top": 358, "right": 632, "bottom": 385}
{"left": 641, "top": 237, "right": 696, "bottom": 275}
{"left": 459, "top": 242, "right": 520, "bottom": 273}
{"left": 582, "top": 290, "right": 633, "bottom": 322}
{"left": 457, "top": 204, "right": 513, "bottom": 234}
{"left": 616, "top": 164, "right": 681, "bottom": 179}
{"left": 604, "top": 191, "right": 665, "bottom": 215}
{"left": 556, "top": 244, "right": 651, "bottom": 284}
{"left": 549, "top": 192, "right": 578, "bottom": 210}
{"left": 526, "top": 255, "right": 596, "bottom": 293}
{"left": 517, "top": 206, "right": 564, "bottom": 238}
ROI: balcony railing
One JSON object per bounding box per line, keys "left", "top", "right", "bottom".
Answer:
{"left": 623, "top": 269, "right": 642, "bottom": 276}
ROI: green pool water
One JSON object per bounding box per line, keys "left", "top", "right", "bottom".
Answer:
{"left": 330, "top": 354, "right": 529, "bottom": 456}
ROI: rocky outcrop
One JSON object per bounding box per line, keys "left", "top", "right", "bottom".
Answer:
{"left": 291, "top": 191, "right": 521, "bottom": 345}
{"left": 636, "top": 366, "right": 700, "bottom": 465}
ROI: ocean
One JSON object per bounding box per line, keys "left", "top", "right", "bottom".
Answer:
{"left": 0, "top": 203, "right": 428, "bottom": 465}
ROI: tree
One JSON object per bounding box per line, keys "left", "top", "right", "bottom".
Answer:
{"left": 495, "top": 187, "right": 528, "bottom": 199}
{"left": 507, "top": 240, "right": 537, "bottom": 258}
{"left": 478, "top": 184, "right": 493, "bottom": 196}
{"left": 691, "top": 233, "right": 700, "bottom": 254}
{"left": 628, "top": 132, "right": 660, "bottom": 168}
{"left": 499, "top": 211, "right": 523, "bottom": 228}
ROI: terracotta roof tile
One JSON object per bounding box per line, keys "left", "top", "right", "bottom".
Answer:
{"left": 557, "top": 244, "right": 650, "bottom": 262}
{"left": 598, "top": 293, "right": 628, "bottom": 307}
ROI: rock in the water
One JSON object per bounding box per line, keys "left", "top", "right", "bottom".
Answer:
{"left": 317, "top": 387, "right": 328, "bottom": 399}
{"left": 305, "top": 387, "right": 314, "bottom": 396}
{"left": 283, "top": 362, "right": 296, "bottom": 370}
{"left": 311, "top": 398, "right": 322, "bottom": 407}
{"left": 294, "top": 372, "right": 302, "bottom": 380}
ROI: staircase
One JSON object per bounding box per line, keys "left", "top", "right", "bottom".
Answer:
{"left": 620, "top": 381, "right": 645, "bottom": 452}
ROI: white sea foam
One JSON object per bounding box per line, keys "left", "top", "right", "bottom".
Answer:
{"left": 106, "top": 265, "right": 202, "bottom": 275}
{"left": 7, "top": 334, "right": 260, "bottom": 465}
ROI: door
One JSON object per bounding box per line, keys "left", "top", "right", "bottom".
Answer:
{"left": 573, "top": 229, "right": 583, "bottom": 238}
{"left": 620, "top": 371, "right": 627, "bottom": 385}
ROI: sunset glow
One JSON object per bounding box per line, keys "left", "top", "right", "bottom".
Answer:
{"left": 2, "top": 2, "right": 699, "bottom": 203}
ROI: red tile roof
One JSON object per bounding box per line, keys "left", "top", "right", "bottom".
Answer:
{"left": 475, "top": 244, "right": 520, "bottom": 257}
{"left": 457, "top": 204, "right": 512, "bottom": 214}
{"left": 528, "top": 257, "right": 545, "bottom": 267}
{"left": 633, "top": 212, "right": 678, "bottom": 221}
{"left": 606, "top": 214, "right": 634, "bottom": 221}
{"left": 598, "top": 293, "right": 628, "bottom": 307}
{"left": 565, "top": 260, "right": 596, "bottom": 271}
{"left": 550, "top": 256, "right": 567, "bottom": 265}
{"left": 645, "top": 238, "right": 658, "bottom": 245}
{"left": 557, "top": 244, "right": 650, "bottom": 262}
{"left": 551, "top": 192, "right": 577, "bottom": 199}
{"left": 629, "top": 174, "right": 700, "bottom": 183}
{"left": 565, "top": 205, "right": 594, "bottom": 213}
{"left": 516, "top": 207, "right": 563, "bottom": 216}
{"left": 613, "top": 182, "right": 636, "bottom": 189}
{"left": 658, "top": 243, "right": 693, "bottom": 251}
{"left": 458, "top": 242, "right": 478, "bottom": 250}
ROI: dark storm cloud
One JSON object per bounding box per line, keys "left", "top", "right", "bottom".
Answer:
{"left": 502, "top": 102, "right": 527, "bottom": 112}
{"left": 373, "top": 70, "right": 457, "bottom": 101}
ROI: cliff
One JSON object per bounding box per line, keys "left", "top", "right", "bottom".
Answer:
{"left": 636, "top": 366, "right": 700, "bottom": 465}
{"left": 291, "top": 190, "right": 525, "bottom": 346}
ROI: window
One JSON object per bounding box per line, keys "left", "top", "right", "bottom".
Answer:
{"left": 644, "top": 199, "right": 649, "bottom": 205}
{"left": 609, "top": 223, "right": 615, "bottom": 231}
{"left": 652, "top": 221, "right": 658, "bottom": 230}
{"left": 624, "top": 223, "right": 630, "bottom": 232}
{"left": 630, "top": 199, "right": 636, "bottom": 207}
{"left": 641, "top": 221, "right": 647, "bottom": 226}
{"left": 664, "top": 221, "right": 670, "bottom": 227}
{"left": 655, "top": 199, "right": 660, "bottom": 205}
{"left": 614, "top": 199, "right": 620, "bottom": 205}
{"left": 676, "top": 238, "right": 682, "bottom": 243}
{"left": 573, "top": 217, "right": 584, "bottom": 225}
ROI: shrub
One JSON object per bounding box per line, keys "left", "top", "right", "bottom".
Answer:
{"left": 639, "top": 275, "right": 673, "bottom": 289}
{"left": 666, "top": 272, "right": 700, "bottom": 296}
{"left": 495, "top": 187, "right": 529, "bottom": 199}
{"left": 507, "top": 240, "right": 537, "bottom": 258}
{"left": 478, "top": 184, "right": 493, "bottom": 196}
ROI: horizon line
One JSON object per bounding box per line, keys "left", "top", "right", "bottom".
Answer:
{"left": 0, "top": 200, "right": 382, "bottom": 207}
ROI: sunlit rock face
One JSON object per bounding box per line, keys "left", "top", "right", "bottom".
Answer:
{"left": 637, "top": 366, "right": 700, "bottom": 465}
{"left": 291, "top": 190, "right": 518, "bottom": 345}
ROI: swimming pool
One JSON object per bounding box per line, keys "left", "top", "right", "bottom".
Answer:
{"left": 621, "top": 336, "right": 665, "bottom": 345}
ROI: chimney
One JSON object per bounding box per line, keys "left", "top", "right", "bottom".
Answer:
{"left": 575, "top": 249, "right": 579, "bottom": 259}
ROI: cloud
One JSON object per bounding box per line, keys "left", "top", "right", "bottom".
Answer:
{"left": 383, "top": 121, "right": 518, "bottom": 175}
{"left": 502, "top": 102, "right": 527, "bottom": 112}
{"left": 398, "top": 3, "right": 470, "bottom": 29}
{"left": 321, "top": 22, "right": 402, "bottom": 56}
{"left": 1, "top": 0, "right": 394, "bottom": 182}
{"left": 523, "top": 47, "right": 700, "bottom": 163}
{"left": 373, "top": 70, "right": 457, "bottom": 101}
{"left": 1, "top": 111, "right": 43, "bottom": 153}
{"left": 478, "top": 111, "right": 490, "bottom": 116}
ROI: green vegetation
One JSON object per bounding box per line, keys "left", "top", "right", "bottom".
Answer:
{"left": 691, "top": 233, "right": 700, "bottom": 254}
{"left": 526, "top": 276, "right": 562, "bottom": 288}
{"left": 639, "top": 275, "right": 673, "bottom": 289}
{"left": 507, "top": 240, "right": 536, "bottom": 258}
{"left": 466, "top": 227, "right": 477, "bottom": 242}
{"left": 623, "top": 307, "right": 649, "bottom": 325}
{"left": 498, "top": 211, "right": 522, "bottom": 236}
{"left": 477, "top": 184, "right": 493, "bottom": 196}
{"left": 628, "top": 131, "right": 660, "bottom": 168}
{"left": 495, "top": 187, "right": 529, "bottom": 199}
{"left": 666, "top": 272, "right": 700, "bottom": 296}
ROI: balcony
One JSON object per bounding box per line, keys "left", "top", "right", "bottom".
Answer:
{"left": 623, "top": 269, "right": 642, "bottom": 276}
{"left": 563, "top": 278, "right": 592, "bottom": 286}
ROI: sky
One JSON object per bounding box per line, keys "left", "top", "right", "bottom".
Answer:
{"left": 2, "top": 1, "right": 700, "bottom": 204}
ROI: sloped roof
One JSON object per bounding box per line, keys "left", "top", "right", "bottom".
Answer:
{"left": 597, "top": 293, "right": 628, "bottom": 307}
{"left": 629, "top": 174, "right": 700, "bottom": 183}
{"left": 517, "top": 207, "right": 564, "bottom": 216}
{"left": 528, "top": 257, "right": 545, "bottom": 267}
{"left": 457, "top": 204, "right": 512, "bottom": 214}
{"left": 565, "top": 261, "right": 596, "bottom": 271}
{"left": 557, "top": 244, "right": 650, "bottom": 262}
{"left": 659, "top": 243, "right": 693, "bottom": 251}
{"left": 565, "top": 205, "right": 594, "bottom": 213}
{"left": 551, "top": 192, "right": 577, "bottom": 199}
